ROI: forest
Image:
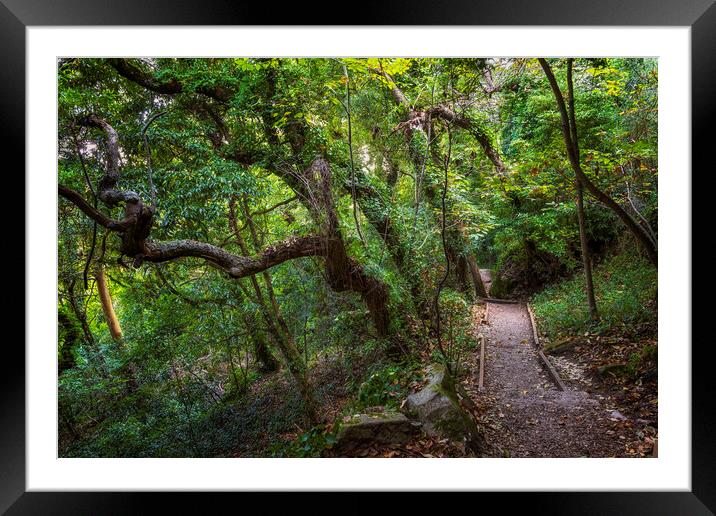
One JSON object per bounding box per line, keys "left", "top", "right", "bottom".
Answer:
{"left": 57, "top": 57, "right": 658, "bottom": 458}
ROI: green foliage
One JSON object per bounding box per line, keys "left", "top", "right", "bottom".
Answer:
{"left": 356, "top": 365, "right": 405, "bottom": 409}
{"left": 532, "top": 242, "right": 657, "bottom": 339}
{"left": 433, "top": 289, "right": 475, "bottom": 376}
{"left": 624, "top": 343, "right": 657, "bottom": 377}
{"left": 269, "top": 424, "right": 339, "bottom": 458}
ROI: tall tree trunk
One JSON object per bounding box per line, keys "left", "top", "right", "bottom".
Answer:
{"left": 94, "top": 264, "right": 139, "bottom": 390}
{"left": 467, "top": 254, "right": 488, "bottom": 298}
{"left": 225, "top": 197, "right": 281, "bottom": 374}
{"left": 94, "top": 265, "right": 122, "bottom": 341}
{"left": 223, "top": 333, "right": 245, "bottom": 394}
{"left": 538, "top": 58, "right": 658, "bottom": 267}
{"left": 576, "top": 181, "right": 599, "bottom": 320}
{"left": 563, "top": 58, "right": 599, "bottom": 322}
{"left": 280, "top": 341, "right": 319, "bottom": 426}
{"left": 229, "top": 204, "right": 285, "bottom": 372}
{"left": 240, "top": 196, "right": 301, "bottom": 352}
{"left": 305, "top": 159, "right": 395, "bottom": 342}
{"left": 245, "top": 310, "right": 280, "bottom": 374}
{"left": 450, "top": 247, "right": 472, "bottom": 296}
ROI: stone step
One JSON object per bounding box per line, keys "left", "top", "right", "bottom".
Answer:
{"left": 335, "top": 410, "right": 419, "bottom": 453}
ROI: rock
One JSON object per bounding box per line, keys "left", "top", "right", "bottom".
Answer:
{"left": 402, "top": 364, "right": 485, "bottom": 453}
{"left": 335, "top": 409, "right": 418, "bottom": 453}
{"left": 544, "top": 337, "right": 583, "bottom": 354}
{"left": 609, "top": 410, "right": 627, "bottom": 421}
{"left": 597, "top": 363, "right": 627, "bottom": 376}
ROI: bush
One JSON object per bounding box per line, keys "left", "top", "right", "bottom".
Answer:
{"left": 357, "top": 365, "right": 405, "bottom": 409}
{"left": 433, "top": 289, "right": 475, "bottom": 376}
{"left": 269, "top": 424, "right": 338, "bottom": 458}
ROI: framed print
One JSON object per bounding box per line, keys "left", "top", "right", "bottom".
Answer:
{"left": 4, "top": 0, "right": 714, "bottom": 512}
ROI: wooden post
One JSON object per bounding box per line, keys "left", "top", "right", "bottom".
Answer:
{"left": 538, "top": 349, "right": 567, "bottom": 392}
{"left": 478, "top": 296, "right": 519, "bottom": 304}
{"left": 527, "top": 303, "right": 567, "bottom": 392}
{"left": 478, "top": 334, "right": 486, "bottom": 391}
{"left": 527, "top": 303, "right": 540, "bottom": 348}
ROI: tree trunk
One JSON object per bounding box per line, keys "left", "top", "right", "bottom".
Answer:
{"left": 282, "top": 344, "right": 319, "bottom": 425}
{"left": 57, "top": 309, "right": 79, "bottom": 373}
{"left": 67, "top": 279, "right": 95, "bottom": 347}
{"left": 223, "top": 333, "right": 245, "bottom": 394}
{"left": 467, "top": 254, "right": 488, "bottom": 298}
{"left": 450, "top": 246, "right": 471, "bottom": 296}
{"left": 243, "top": 278, "right": 282, "bottom": 374}
{"left": 576, "top": 181, "right": 599, "bottom": 320}
{"left": 226, "top": 200, "right": 283, "bottom": 377}
{"left": 246, "top": 311, "right": 281, "bottom": 374}
{"left": 94, "top": 265, "right": 122, "bottom": 341}
{"left": 251, "top": 332, "right": 280, "bottom": 374}
{"left": 303, "top": 159, "right": 396, "bottom": 342}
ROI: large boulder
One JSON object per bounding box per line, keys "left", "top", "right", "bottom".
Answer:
{"left": 335, "top": 408, "right": 419, "bottom": 453}
{"left": 403, "top": 364, "right": 485, "bottom": 453}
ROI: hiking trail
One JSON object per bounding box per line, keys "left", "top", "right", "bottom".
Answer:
{"left": 476, "top": 269, "right": 627, "bottom": 457}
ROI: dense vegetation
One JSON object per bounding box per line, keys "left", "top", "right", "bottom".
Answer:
{"left": 533, "top": 241, "right": 658, "bottom": 340}
{"left": 57, "top": 57, "right": 658, "bottom": 457}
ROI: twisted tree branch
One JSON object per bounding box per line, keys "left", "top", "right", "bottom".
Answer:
{"left": 58, "top": 184, "right": 128, "bottom": 230}
{"left": 108, "top": 58, "right": 233, "bottom": 102}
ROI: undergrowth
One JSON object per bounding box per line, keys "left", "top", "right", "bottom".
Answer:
{"left": 531, "top": 243, "right": 657, "bottom": 339}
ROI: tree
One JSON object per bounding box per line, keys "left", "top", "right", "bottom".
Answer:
{"left": 564, "top": 58, "right": 599, "bottom": 320}
{"left": 58, "top": 59, "right": 416, "bottom": 422}
{"left": 538, "top": 58, "right": 658, "bottom": 267}
{"left": 59, "top": 116, "right": 390, "bottom": 423}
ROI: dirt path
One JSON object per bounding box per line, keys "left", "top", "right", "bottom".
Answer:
{"left": 477, "top": 270, "right": 627, "bottom": 457}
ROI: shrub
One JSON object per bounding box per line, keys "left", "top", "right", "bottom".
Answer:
{"left": 532, "top": 244, "right": 657, "bottom": 339}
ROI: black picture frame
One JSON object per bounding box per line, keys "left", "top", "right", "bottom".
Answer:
{"left": 4, "top": 0, "right": 713, "bottom": 512}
